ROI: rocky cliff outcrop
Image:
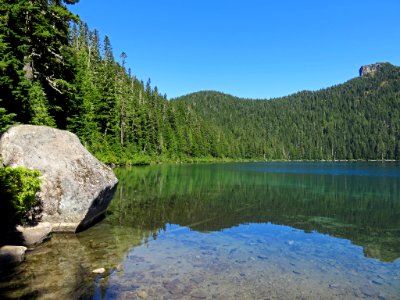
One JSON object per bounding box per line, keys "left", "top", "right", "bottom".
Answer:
{"left": 359, "top": 63, "right": 382, "bottom": 76}
{"left": 0, "top": 125, "right": 118, "bottom": 232}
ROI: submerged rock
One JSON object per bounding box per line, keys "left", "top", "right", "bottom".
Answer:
{"left": 92, "top": 267, "right": 106, "bottom": 274}
{"left": 16, "top": 222, "right": 52, "bottom": 246}
{"left": 137, "top": 290, "right": 149, "bottom": 299}
{"left": 0, "top": 245, "right": 27, "bottom": 268}
{"left": 0, "top": 125, "right": 118, "bottom": 233}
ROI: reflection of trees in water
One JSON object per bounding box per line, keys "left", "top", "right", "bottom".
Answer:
{"left": 112, "top": 164, "right": 400, "bottom": 262}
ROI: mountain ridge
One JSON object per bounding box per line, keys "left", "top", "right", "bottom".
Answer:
{"left": 172, "top": 62, "right": 400, "bottom": 160}
{"left": 173, "top": 62, "right": 397, "bottom": 102}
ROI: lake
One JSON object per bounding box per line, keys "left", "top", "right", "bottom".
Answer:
{"left": 1, "top": 162, "right": 399, "bottom": 299}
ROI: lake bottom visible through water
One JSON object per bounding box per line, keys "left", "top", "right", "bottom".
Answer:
{"left": 1, "top": 162, "right": 400, "bottom": 299}
{"left": 89, "top": 223, "right": 399, "bottom": 300}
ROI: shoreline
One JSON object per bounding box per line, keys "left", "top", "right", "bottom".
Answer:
{"left": 107, "top": 157, "right": 399, "bottom": 167}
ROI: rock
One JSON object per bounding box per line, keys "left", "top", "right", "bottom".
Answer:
{"left": 0, "top": 125, "right": 118, "bottom": 233}
{"left": 92, "top": 267, "right": 105, "bottom": 274}
{"left": 191, "top": 291, "right": 207, "bottom": 299}
{"left": 163, "top": 279, "right": 186, "bottom": 295}
{"left": 0, "top": 245, "right": 27, "bottom": 268}
{"left": 359, "top": 63, "right": 382, "bottom": 77}
{"left": 137, "top": 290, "right": 149, "bottom": 299}
{"left": 190, "top": 276, "right": 205, "bottom": 284}
{"left": 115, "top": 263, "right": 123, "bottom": 272}
{"left": 360, "top": 285, "right": 378, "bottom": 297}
{"left": 16, "top": 222, "right": 52, "bottom": 246}
{"left": 371, "top": 279, "right": 383, "bottom": 286}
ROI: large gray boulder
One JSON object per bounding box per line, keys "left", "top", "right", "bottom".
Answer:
{"left": 0, "top": 125, "right": 118, "bottom": 232}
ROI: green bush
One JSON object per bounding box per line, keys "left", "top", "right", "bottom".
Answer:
{"left": 0, "top": 166, "right": 42, "bottom": 226}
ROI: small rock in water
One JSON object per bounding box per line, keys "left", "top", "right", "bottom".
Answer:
{"left": 191, "top": 291, "right": 207, "bottom": 299}
{"left": 292, "top": 270, "right": 301, "bottom": 275}
{"left": 0, "top": 246, "right": 27, "bottom": 267}
{"left": 360, "top": 285, "right": 378, "bottom": 297}
{"left": 288, "top": 240, "right": 295, "bottom": 245}
{"left": 371, "top": 279, "right": 383, "bottom": 286}
{"left": 137, "top": 290, "right": 149, "bottom": 299}
{"left": 115, "top": 263, "right": 123, "bottom": 272}
{"left": 190, "top": 276, "right": 205, "bottom": 284}
{"left": 92, "top": 267, "right": 106, "bottom": 274}
{"left": 229, "top": 248, "right": 237, "bottom": 255}
{"left": 235, "top": 259, "right": 246, "bottom": 264}
{"left": 257, "top": 255, "right": 268, "bottom": 260}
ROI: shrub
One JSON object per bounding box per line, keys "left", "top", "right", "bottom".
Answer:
{"left": 0, "top": 166, "right": 42, "bottom": 226}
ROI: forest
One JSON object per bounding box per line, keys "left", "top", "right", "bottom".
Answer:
{"left": 1, "top": 0, "right": 399, "bottom": 164}
{"left": 174, "top": 64, "right": 400, "bottom": 160}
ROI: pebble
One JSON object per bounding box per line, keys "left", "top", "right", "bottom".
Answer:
{"left": 360, "top": 285, "right": 377, "bottom": 297}
{"left": 190, "top": 276, "right": 205, "bottom": 284}
{"left": 137, "top": 290, "right": 149, "bottom": 299}
{"left": 229, "top": 248, "right": 237, "bottom": 254}
{"left": 163, "top": 279, "right": 184, "bottom": 294}
{"left": 92, "top": 267, "right": 105, "bottom": 274}
{"left": 119, "top": 291, "right": 136, "bottom": 300}
{"left": 292, "top": 270, "right": 301, "bottom": 275}
{"left": 115, "top": 264, "right": 123, "bottom": 272}
{"left": 191, "top": 291, "right": 207, "bottom": 299}
{"left": 235, "top": 259, "right": 246, "bottom": 264}
{"left": 371, "top": 279, "right": 383, "bottom": 286}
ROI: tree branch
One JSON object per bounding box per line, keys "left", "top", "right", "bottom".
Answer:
{"left": 45, "top": 76, "right": 64, "bottom": 94}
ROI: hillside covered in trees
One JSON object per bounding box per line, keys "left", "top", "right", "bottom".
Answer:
{"left": 174, "top": 63, "right": 400, "bottom": 160}
{"left": 1, "top": 1, "right": 399, "bottom": 163}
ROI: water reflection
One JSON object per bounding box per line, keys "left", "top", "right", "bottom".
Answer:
{"left": 111, "top": 162, "right": 400, "bottom": 262}
{"left": 1, "top": 162, "right": 399, "bottom": 299}
{"left": 0, "top": 223, "right": 154, "bottom": 299}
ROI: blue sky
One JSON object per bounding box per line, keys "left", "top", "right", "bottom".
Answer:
{"left": 70, "top": 0, "right": 400, "bottom": 99}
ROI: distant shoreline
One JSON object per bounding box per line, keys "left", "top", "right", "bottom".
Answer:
{"left": 109, "top": 158, "right": 399, "bottom": 168}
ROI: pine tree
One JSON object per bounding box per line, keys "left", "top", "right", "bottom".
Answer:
{"left": 28, "top": 82, "right": 56, "bottom": 126}
{"left": 0, "top": 107, "right": 15, "bottom": 132}
{"left": 0, "top": 0, "right": 79, "bottom": 127}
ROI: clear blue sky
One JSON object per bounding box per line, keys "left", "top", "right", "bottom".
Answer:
{"left": 70, "top": 0, "right": 400, "bottom": 99}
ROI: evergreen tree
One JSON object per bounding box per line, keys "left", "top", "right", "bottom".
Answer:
{"left": 0, "top": 0, "right": 79, "bottom": 127}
